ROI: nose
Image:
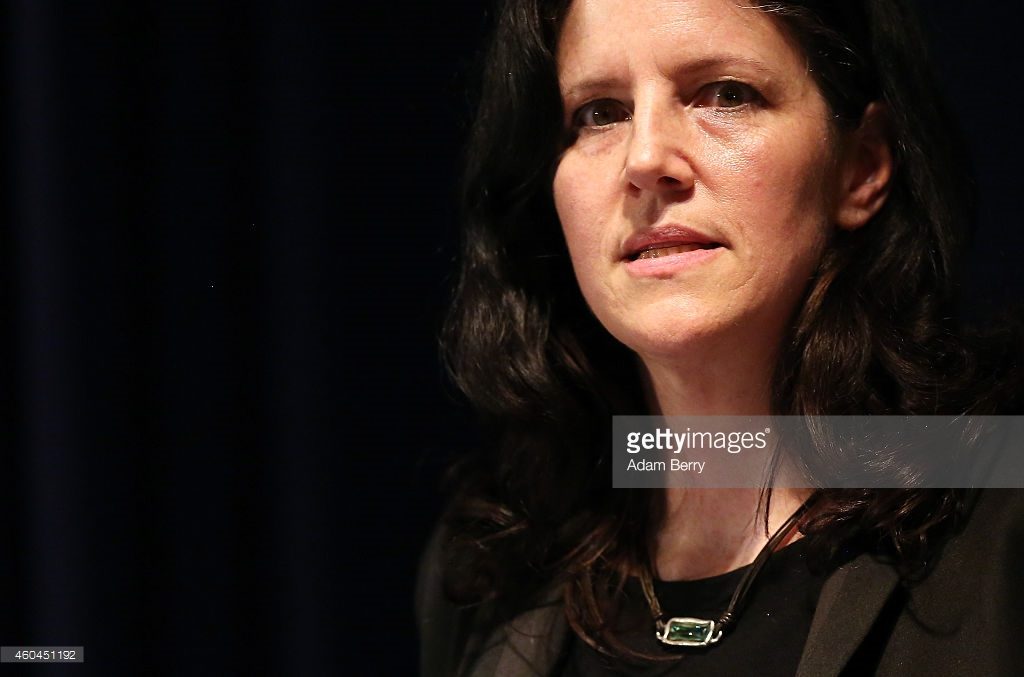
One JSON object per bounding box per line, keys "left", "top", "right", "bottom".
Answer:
{"left": 623, "top": 99, "right": 696, "bottom": 195}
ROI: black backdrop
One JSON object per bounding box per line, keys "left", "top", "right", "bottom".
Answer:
{"left": 0, "top": 2, "right": 1021, "bottom": 675}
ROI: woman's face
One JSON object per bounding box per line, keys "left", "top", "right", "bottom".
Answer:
{"left": 553, "top": 0, "right": 841, "bottom": 364}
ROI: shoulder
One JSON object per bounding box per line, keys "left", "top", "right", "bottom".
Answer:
{"left": 799, "top": 489, "right": 1024, "bottom": 676}
{"left": 877, "top": 489, "right": 1024, "bottom": 673}
{"left": 415, "top": 523, "right": 570, "bottom": 677}
{"left": 927, "top": 488, "right": 1024, "bottom": 574}
{"left": 416, "top": 525, "right": 471, "bottom": 677}
{"left": 415, "top": 525, "right": 505, "bottom": 677}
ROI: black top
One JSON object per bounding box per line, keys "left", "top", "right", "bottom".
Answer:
{"left": 560, "top": 537, "right": 827, "bottom": 676}
{"left": 418, "top": 490, "right": 1024, "bottom": 676}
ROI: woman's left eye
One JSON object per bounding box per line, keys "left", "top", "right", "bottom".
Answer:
{"left": 693, "top": 81, "right": 762, "bottom": 109}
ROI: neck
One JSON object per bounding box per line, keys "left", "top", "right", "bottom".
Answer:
{"left": 636, "top": 344, "right": 807, "bottom": 581}
{"left": 654, "top": 488, "right": 811, "bottom": 581}
{"left": 637, "top": 341, "right": 776, "bottom": 416}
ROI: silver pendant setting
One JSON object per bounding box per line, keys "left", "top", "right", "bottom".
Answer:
{"left": 655, "top": 617, "right": 724, "bottom": 647}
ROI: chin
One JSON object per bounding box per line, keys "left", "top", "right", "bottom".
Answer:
{"left": 597, "top": 306, "right": 730, "bottom": 362}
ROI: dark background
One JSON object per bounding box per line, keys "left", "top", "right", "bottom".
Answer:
{"left": 0, "top": 1, "right": 1021, "bottom": 675}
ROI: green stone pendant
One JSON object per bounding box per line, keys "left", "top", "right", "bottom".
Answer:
{"left": 656, "top": 617, "right": 721, "bottom": 647}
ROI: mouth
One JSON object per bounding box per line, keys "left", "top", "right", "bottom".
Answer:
{"left": 629, "top": 242, "right": 723, "bottom": 262}
{"left": 621, "top": 225, "right": 726, "bottom": 263}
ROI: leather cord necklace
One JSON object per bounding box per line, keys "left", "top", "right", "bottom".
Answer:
{"left": 639, "top": 500, "right": 812, "bottom": 647}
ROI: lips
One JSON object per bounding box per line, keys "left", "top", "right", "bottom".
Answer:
{"left": 622, "top": 225, "right": 725, "bottom": 262}
{"left": 634, "top": 242, "right": 720, "bottom": 260}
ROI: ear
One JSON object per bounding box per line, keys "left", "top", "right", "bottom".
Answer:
{"left": 834, "top": 102, "right": 894, "bottom": 231}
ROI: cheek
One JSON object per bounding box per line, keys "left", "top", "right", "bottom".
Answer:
{"left": 705, "top": 127, "right": 833, "bottom": 307}
{"left": 713, "top": 125, "right": 834, "bottom": 240}
{"left": 551, "top": 161, "right": 581, "bottom": 242}
{"left": 553, "top": 156, "right": 611, "bottom": 270}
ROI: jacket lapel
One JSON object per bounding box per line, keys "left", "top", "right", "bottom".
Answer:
{"left": 795, "top": 552, "right": 900, "bottom": 677}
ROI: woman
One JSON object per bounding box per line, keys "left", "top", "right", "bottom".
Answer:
{"left": 419, "top": 0, "right": 1024, "bottom": 675}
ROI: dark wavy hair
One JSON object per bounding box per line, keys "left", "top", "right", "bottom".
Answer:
{"left": 440, "top": 0, "right": 1023, "bottom": 660}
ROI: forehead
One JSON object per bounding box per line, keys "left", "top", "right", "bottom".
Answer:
{"left": 557, "top": 0, "right": 808, "bottom": 86}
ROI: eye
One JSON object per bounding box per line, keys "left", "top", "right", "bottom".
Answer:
{"left": 693, "top": 81, "right": 762, "bottom": 109}
{"left": 571, "top": 99, "right": 631, "bottom": 128}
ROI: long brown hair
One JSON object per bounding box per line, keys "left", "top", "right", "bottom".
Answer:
{"left": 440, "top": 0, "right": 1022, "bottom": 659}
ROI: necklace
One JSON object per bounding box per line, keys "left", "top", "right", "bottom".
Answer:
{"left": 639, "top": 500, "right": 812, "bottom": 648}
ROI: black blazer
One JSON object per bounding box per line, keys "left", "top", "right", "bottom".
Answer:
{"left": 416, "top": 490, "right": 1024, "bottom": 676}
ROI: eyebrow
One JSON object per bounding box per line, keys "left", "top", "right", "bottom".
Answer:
{"left": 560, "top": 54, "right": 777, "bottom": 102}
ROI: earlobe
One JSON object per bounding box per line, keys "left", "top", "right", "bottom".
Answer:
{"left": 835, "top": 102, "right": 894, "bottom": 231}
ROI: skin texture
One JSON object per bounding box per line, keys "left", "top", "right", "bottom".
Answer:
{"left": 553, "top": 0, "right": 892, "bottom": 579}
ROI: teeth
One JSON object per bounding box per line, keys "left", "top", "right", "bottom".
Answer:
{"left": 636, "top": 244, "right": 711, "bottom": 260}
